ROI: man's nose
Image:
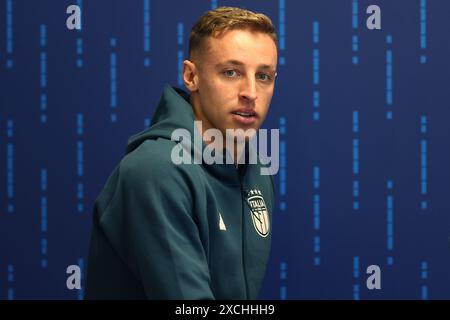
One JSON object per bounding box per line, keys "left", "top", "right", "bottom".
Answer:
{"left": 239, "top": 76, "right": 257, "bottom": 102}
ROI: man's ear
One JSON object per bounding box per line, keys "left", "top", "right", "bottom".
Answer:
{"left": 182, "top": 60, "right": 199, "bottom": 92}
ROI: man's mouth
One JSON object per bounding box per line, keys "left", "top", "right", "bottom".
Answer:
{"left": 231, "top": 109, "right": 258, "bottom": 125}
{"left": 231, "top": 109, "right": 257, "bottom": 118}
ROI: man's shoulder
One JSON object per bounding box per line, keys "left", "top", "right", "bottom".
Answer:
{"left": 119, "top": 138, "right": 196, "bottom": 182}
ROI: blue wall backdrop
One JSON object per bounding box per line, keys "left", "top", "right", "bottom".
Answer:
{"left": 1, "top": 0, "right": 449, "bottom": 300}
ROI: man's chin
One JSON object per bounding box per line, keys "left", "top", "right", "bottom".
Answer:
{"left": 225, "top": 127, "right": 257, "bottom": 142}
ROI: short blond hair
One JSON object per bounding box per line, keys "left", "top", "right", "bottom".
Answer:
{"left": 189, "top": 6, "right": 277, "bottom": 59}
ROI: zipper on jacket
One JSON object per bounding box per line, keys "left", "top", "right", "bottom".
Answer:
{"left": 238, "top": 169, "right": 249, "bottom": 299}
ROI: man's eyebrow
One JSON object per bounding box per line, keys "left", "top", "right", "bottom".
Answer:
{"left": 215, "top": 59, "right": 276, "bottom": 71}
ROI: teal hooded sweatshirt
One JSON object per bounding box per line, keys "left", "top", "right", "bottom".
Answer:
{"left": 85, "top": 84, "right": 275, "bottom": 299}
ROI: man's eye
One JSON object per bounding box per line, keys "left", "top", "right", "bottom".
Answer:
{"left": 257, "top": 73, "right": 272, "bottom": 82}
{"left": 223, "top": 70, "right": 238, "bottom": 77}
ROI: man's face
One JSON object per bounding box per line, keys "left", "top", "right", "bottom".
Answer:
{"left": 188, "top": 28, "right": 278, "bottom": 138}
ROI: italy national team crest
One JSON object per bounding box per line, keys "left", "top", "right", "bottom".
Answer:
{"left": 246, "top": 189, "right": 270, "bottom": 237}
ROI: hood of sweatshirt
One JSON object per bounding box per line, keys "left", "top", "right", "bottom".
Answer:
{"left": 125, "top": 84, "right": 257, "bottom": 184}
{"left": 126, "top": 84, "right": 195, "bottom": 153}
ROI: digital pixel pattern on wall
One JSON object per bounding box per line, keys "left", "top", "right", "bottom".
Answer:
{"left": 1, "top": 0, "right": 449, "bottom": 299}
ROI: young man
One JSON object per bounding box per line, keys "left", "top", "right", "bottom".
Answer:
{"left": 85, "top": 6, "right": 278, "bottom": 299}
